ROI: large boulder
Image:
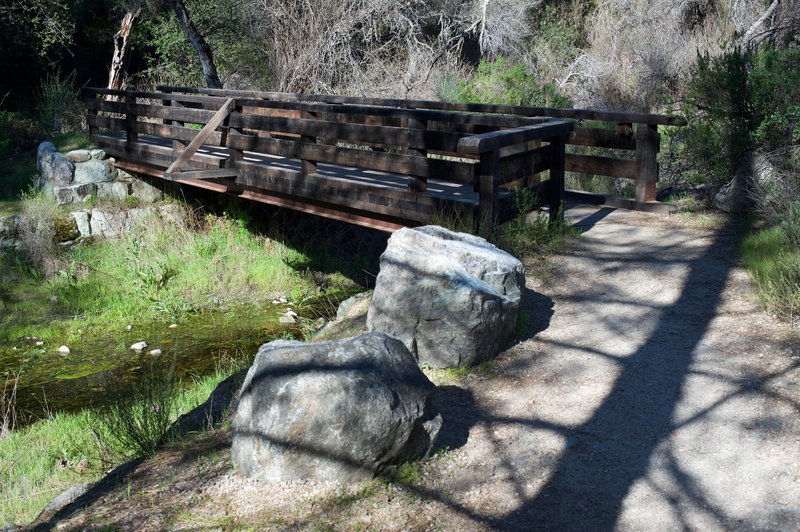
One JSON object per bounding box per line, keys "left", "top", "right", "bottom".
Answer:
{"left": 232, "top": 332, "right": 441, "bottom": 482}
{"left": 37, "top": 141, "right": 74, "bottom": 186}
{"left": 367, "top": 225, "right": 524, "bottom": 368}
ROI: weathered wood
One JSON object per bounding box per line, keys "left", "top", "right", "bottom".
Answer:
{"left": 91, "top": 135, "right": 225, "bottom": 169}
{"left": 635, "top": 123, "right": 659, "bottom": 202}
{"left": 124, "top": 94, "right": 138, "bottom": 145}
{"left": 548, "top": 135, "right": 566, "bottom": 224}
{"left": 171, "top": 168, "right": 239, "bottom": 180}
{"left": 568, "top": 127, "right": 636, "bottom": 150}
{"left": 565, "top": 153, "right": 637, "bottom": 180}
{"left": 235, "top": 163, "right": 436, "bottom": 223}
{"left": 86, "top": 115, "right": 478, "bottom": 183}
{"left": 478, "top": 151, "right": 500, "bottom": 227}
{"left": 498, "top": 145, "right": 551, "bottom": 185}
{"left": 164, "top": 98, "right": 235, "bottom": 179}
{"left": 157, "top": 85, "right": 689, "bottom": 126}
{"left": 459, "top": 121, "right": 575, "bottom": 153}
{"left": 114, "top": 159, "right": 408, "bottom": 232}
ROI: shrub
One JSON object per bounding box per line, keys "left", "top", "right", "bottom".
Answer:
{"left": 454, "top": 57, "right": 572, "bottom": 108}
{"left": 676, "top": 41, "right": 800, "bottom": 189}
{"left": 17, "top": 193, "right": 61, "bottom": 278}
{"left": 35, "top": 69, "right": 85, "bottom": 135}
{"left": 95, "top": 356, "right": 179, "bottom": 458}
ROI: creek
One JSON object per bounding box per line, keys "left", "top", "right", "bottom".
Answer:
{"left": 1, "top": 304, "right": 297, "bottom": 425}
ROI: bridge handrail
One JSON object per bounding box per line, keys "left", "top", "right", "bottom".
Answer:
{"left": 156, "top": 85, "right": 687, "bottom": 127}
{"left": 459, "top": 120, "right": 575, "bottom": 153}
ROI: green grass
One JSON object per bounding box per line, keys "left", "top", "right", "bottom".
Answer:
{"left": 0, "top": 365, "right": 234, "bottom": 526}
{"left": 0, "top": 206, "right": 349, "bottom": 344}
{"left": 741, "top": 224, "right": 800, "bottom": 321}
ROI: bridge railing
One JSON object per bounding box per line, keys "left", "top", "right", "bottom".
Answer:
{"left": 83, "top": 87, "right": 574, "bottom": 230}
{"left": 157, "top": 86, "right": 686, "bottom": 208}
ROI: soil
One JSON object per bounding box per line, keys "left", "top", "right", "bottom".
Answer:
{"left": 31, "top": 204, "right": 800, "bottom": 531}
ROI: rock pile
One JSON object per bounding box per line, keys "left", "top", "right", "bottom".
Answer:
{"left": 37, "top": 141, "right": 163, "bottom": 206}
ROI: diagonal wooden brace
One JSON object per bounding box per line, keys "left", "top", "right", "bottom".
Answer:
{"left": 164, "top": 97, "right": 236, "bottom": 180}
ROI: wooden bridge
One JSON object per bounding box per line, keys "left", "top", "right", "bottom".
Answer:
{"left": 82, "top": 86, "right": 685, "bottom": 231}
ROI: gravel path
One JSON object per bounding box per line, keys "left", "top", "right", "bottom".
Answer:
{"left": 41, "top": 205, "right": 800, "bottom": 531}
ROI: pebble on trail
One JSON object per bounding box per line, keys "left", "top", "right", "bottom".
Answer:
{"left": 130, "top": 341, "right": 148, "bottom": 351}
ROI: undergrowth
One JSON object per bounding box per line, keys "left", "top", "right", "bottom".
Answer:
{"left": 741, "top": 223, "right": 800, "bottom": 322}
{"left": 0, "top": 357, "right": 235, "bottom": 526}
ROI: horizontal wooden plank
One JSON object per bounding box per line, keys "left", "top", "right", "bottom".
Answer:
{"left": 498, "top": 145, "right": 551, "bottom": 184}
{"left": 88, "top": 115, "right": 476, "bottom": 183}
{"left": 568, "top": 127, "right": 636, "bottom": 150}
{"left": 170, "top": 168, "right": 239, "bottom": 181}
{"left": 458, "top": 121, "right": 574, "bottom": 153}
{"left": 235, "top": 162, "right": 436, "bottom": 222}
{"left": 87, "top": 98, "right": 217, "bottom": 124}
{"left": 565, "top": 153, "right": 637, "bottom": 179}
{"left": 91, "top": 135, "right": 224, "bottom": 169}
{"left": 155, "top": 85, "right": 688, "bottom": 126}
{"left": 113, "top": 159, "right": 410, "bottom": 231}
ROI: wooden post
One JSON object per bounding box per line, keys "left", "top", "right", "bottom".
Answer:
{"left": 548, "top": 134, "right": 566, "bottom": 225}
{"left": 635, "top": 123, "right": 659, "bottom": 203}
{"left": 478, "top": 150, "right": 500, "bottom": 230}
{"left": 86, "top": 95, "right": 98, "bottom": 139}
{"left": 405, "top": 117, "right": 428, "bottom": 193}
{"left": 301, "top": 111, "right": 317, "bottom": 176}
{"left": 124, "top": 94, "right": 138, "bottom": 148}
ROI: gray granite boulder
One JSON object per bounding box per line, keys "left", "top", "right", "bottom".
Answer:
{"left": 130, "top": 178, "right": 163, "bottom": 203}
{"left": 37, "top": 141, "right": 74, "bottom": 186}
{"left": 96, "top": 181, "right": 129, "bottom": 202}
{"left": 367, "top": 225, "right": 525, "bottom": 368}
{"left": 54, "top": 183, "right": 96, "bottom": 205}
{"left": 232, "top": 332, "right": 441, "bottom": 482}
{"left": 73, "top": 159, "right": 113, "bottom": 184}
{"left": 89, "top": 208, "right": 127, "bottom": 238}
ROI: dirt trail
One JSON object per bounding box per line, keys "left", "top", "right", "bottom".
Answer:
{"left": 40, "top": 205, "right": 800, "bottom": 530}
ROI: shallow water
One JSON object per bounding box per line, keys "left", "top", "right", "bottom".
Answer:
{"left": 1, "top": 305, "right": 295, "bottom": 423}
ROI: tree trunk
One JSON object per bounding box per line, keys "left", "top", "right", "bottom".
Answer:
{"left": 107, "top": 7, "right": 142, "bottom": 91}
{"left": 168, "top": 0, "right": 222, "bottom": 88}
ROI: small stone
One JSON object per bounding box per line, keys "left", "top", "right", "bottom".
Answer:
{"left": 271, "top": 300, "right": 280, "bottom": 305}
{"left": 279, "top": 297, "right": 288, "bottom": 303}
{"left": 58, "top": 345, "right": 70, "bottom": 355}
{"left": 126, "top": 325, "right": 133, "bottom": 331}
{"left": 65, "top": 150, "right": 91, "bottom": 163}
{"left": 314, "top": 317, "right": 326, "bottom": 329}
{"left": 148, "top": 349, "right": 162, "bottom": 356}
{"left": 35, "top": 341, "right": 44, "bottom": 346}
{"left": 284, "top": 310, "right": 298, "bottom": 319}
{"left": 279, "top": 314, "right": 297, "bottom": 325}
{"left": 168, "top": 323, "right": 178, "bottom": 329}
{"left": 130, "top": 341, "right": 147, "bottom": 351}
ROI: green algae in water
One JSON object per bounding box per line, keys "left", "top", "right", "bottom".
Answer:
{"left": 1, "top": 304, "right": 296, "bottom": 424}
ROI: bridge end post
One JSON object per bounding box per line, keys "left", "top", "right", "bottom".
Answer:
{"left": 477, "top": 150, "right": 500, "bottom": 233}
{"left": 548, "top": 134, "right": 566, "bottom": 225}
{"left": 635, "top": 123, "right": 659, "bottom": 203}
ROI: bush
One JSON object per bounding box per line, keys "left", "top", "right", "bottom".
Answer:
{"left": 95, "top": 356, "right": 179, "bottom": 458}
{"left": 17, "top": 193, "right": 61, "bottom": 278}
{"left": 676, "top": 41, "right": 800, "bottom": 189}
{"left": 35, "top": 69, "right": 85, "bottom": 135}
{"left": 454, "top": 57, "right": 572, "bottom": 108}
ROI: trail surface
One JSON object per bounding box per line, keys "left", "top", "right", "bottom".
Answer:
{"left": 40, "top": 205, "right": 800, "bottom": 531}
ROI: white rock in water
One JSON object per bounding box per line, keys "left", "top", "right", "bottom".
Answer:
{"left": 58, "top": 345, "right": 70, "bottom": 354}
{"left": 130, "top": 341, "right": 148, "bottom": 351}
{"left": 148, "top": 349, "right": 162, "bottom": 356}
